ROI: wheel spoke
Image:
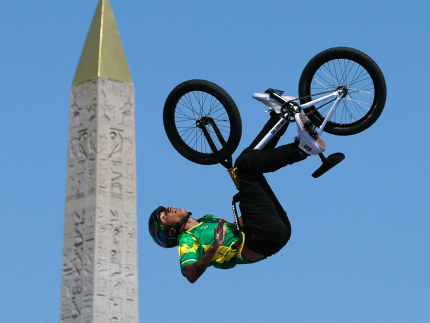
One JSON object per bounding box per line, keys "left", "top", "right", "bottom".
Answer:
{"left": 175, "top": 107, "right": 197, "bottom": 121}
{"left": 173, "top": 90, "right": 232, "bottom": 155}
{"left": 307, "top": 57, "right": 378, "bottom": 126}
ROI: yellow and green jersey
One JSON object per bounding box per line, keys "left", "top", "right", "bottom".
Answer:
{"left": 178, "top": 215, "right": 265, "bottom": 276}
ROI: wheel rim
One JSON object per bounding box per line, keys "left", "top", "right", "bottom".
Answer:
{"left": 308, "top": 58, "right": 377, "bottom": 127}
{"left": 174, "top": 90, "right": 231, "bottom": 156}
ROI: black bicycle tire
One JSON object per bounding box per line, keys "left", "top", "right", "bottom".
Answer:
{"left": 163, "top": 79, "right": 242, "bottom": 165}
{"left": 298, "top": 47, "right": 387, "bottom": 136}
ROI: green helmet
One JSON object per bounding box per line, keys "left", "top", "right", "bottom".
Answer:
{"left": 148, "top": 206, "right": 191, "bottom": 248}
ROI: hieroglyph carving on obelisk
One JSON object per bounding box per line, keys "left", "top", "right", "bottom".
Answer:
{"left": 60, "top": 1, "right": 138, "bottom": 322}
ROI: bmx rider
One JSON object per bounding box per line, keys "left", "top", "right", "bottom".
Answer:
{"left": 148, "top": 111, "right": 324, "bottom": 283}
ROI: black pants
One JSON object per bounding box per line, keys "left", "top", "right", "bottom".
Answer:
{"left": 235, "top": 114, "right": 307, "bottom": 256}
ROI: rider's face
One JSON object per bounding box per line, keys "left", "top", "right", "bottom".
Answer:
{"left": 159, "top": 206, "right": 188, "bottom": 227}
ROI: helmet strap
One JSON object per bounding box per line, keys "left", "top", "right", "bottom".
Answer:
{"left": 165, "top": 212, "right": 193, "bottom": 237}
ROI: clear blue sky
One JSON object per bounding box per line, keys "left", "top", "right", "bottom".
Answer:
{"left": 1, "top": 1, "right": 429, "bottom": 322}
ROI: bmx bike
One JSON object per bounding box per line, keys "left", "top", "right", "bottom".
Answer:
{"left": 162, "top": 47, "right": 386, "bottom": 247}
{"left": 163, "top": 47, "right": 386, "bottom": 177}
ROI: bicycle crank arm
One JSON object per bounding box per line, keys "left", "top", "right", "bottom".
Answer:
{"left": 312, "top": 152, "right": 345, "bottom": 178}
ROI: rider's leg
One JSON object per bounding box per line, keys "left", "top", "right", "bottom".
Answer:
{"left": 236, "top": 142, "right": 307, "bottom": 174}
{"left": 234, "top": 143, "right": 305, "bottom": 256}
{"left": 234, "top": 113, "right": 307, "bottom": 256}
{"left": 237, "top": 171, "right": 291, "bottom": 256}
{"left": 237, "top": 111, "right": 307, "bottom": 173}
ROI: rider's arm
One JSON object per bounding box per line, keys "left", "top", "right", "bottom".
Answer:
{"left": 184, "top": 246, "right": 217, "bottom": 284}
{"left": 184, "top": 219, "right": 226, "bottom": 284}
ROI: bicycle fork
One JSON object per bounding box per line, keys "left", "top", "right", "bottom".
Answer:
{"left": 196, "top": 116, "right": 233, "bottom": 169}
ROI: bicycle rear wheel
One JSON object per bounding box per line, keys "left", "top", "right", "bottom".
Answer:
{"left": 163, "top": 79, "right": 242, "bottom": 165}
{"left": 298, "top": 47, "right": 387, "bottom": 136}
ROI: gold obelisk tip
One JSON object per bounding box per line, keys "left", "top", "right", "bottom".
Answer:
{"left": 72, "top": 0, "right": 132, "bottom": 85}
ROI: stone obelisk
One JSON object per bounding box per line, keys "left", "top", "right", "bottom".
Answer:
{"left": 60, "top": 1, "right": 138, "bottom": 322}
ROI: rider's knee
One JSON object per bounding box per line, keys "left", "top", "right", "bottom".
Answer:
{"left": 235, "top": 154, "right": 245, "bottom": 168}
{"left": 234, "top": 147, "right": 253, "bottom": 169}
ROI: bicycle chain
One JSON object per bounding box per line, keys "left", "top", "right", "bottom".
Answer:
{"left": 286, "top": 89, "right": 338, "bottom": 117}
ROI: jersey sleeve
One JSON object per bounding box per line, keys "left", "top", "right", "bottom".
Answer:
{"left": 177, "top": 233, "right": 203, "bottom": 277}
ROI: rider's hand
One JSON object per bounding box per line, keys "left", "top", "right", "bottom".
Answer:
{"left": 213, "top": 219, "right": 227, "bottom": 250}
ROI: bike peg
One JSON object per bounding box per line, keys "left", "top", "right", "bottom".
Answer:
{"left": 312, "top": 152, "right": 345, "bottom": 178}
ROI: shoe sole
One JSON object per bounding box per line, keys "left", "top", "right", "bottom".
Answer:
{"left": 299, "top": 114, "right": 326, "bottom": 150}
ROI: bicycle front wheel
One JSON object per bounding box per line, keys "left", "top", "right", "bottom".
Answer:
{"left": 163, "top": 79, "right": 242, "bottom": 165}
{"left": 298, "top": 47, "right": 387, "bottom": 136}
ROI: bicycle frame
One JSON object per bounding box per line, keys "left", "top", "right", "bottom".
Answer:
{"left": 197, "top": 88, "right": 346, "bottom": 178}
{"left": 254, "top": 89, "right": 345, "bottom": 150}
